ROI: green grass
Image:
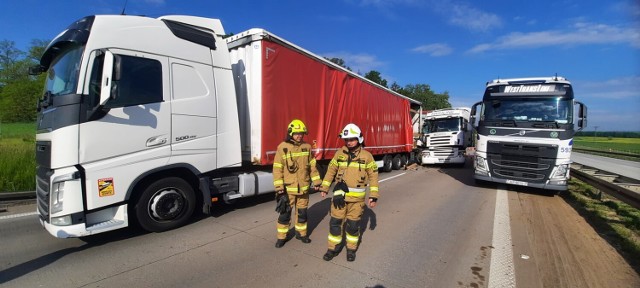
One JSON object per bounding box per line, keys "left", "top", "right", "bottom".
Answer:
{"left": 562, "top": 178, "right": 640, "bottom": 272}
{"left": 573, "top": 136, "right": 640, "bottom": 155}
{"left": 0, "top": 122, "right": 36, "bottom": 192}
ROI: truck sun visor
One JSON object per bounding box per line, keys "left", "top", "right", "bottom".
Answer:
{"left": 162, "top": 19, "right": 217, "bottom": 50}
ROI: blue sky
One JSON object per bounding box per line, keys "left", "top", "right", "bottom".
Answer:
{"left": 2, "top": 0, "right": 639, "bottom": 131}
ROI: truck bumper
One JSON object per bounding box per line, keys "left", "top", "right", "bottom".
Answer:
{"left": 421, "top": 154, "right": 465, "bottom": 164}
{"left": 40, "top": 218, "right": 91, "bottom": 238}
{"left": 38, "top": 204, "right": 129, "bottom": 238}
{"left": 474, "top": 174, "right": 567, "bottom": 191}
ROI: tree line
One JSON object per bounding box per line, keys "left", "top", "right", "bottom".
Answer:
{"left": 0, "top": 40, "right": 48, "bottom": 123}
{"left": 0, "top": 40, "right": 451, "bottom": 123}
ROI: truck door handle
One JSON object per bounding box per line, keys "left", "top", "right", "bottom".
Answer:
{"left": 146, "top": 136, "right": 167, "bottom": 147}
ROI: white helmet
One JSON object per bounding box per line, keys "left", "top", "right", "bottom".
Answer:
{"left": 340, "top": 123, "right": 364, "bottom": 144}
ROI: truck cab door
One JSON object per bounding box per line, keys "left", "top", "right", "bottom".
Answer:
{"left": 78, "top": 49, "right": 171, "bottom": 209}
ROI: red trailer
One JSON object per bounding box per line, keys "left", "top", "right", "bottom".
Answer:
{"left": 227, "top": 29, "right": 422, "bottom": 171}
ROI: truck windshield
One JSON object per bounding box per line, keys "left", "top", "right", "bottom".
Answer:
{"left": 483, "top": 97, "right": 572, "bottom": 124}
{"left": 423, "top": 118, "right": 462, "bottom": 133}
{"left": 44, "top": 45, "right": 84, "bottom": 97}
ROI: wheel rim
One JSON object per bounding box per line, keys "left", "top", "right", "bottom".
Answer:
{"left": 149, "top": 188, "right": 186, "bottom": 222}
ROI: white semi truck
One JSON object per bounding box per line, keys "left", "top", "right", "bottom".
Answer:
{"left": 470, "top": 77, "right": 587, "bottom": 191}
{"left": 418, "top": 108, "right": 472, "bottom": 165}
{"left": 31, "top": 15, "right": 421, "bottom": 238}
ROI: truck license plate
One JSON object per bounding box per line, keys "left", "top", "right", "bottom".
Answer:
{"left": 506, "top": 179, "right": 528, "bottom": 186}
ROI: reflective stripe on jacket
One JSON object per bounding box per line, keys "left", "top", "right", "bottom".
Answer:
{"left": 321, "top": 146, "right": 379, "bottom": 201}
{"left": 272, "top": 141, "right": 322, "bottom": 195}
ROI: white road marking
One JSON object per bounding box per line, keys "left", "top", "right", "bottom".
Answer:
{"left": 488, "top": 188, "right": 516, "bottom": 288}
{"left": 379, "top": 172, "right": 406, "bottom": 183}
{"left": 0, "top": 211, "right": 38, "bottom": 221}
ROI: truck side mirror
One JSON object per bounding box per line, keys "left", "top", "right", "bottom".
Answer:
{"left": 110, "top": 54, "right": 122, "bottom": 101}
{"left": 99, "top": 52, "right": 123, "bottom": 105}
{"left": 575, "top": 101, "right": 587, "bottom": 130}
{"left": 470, "top": 101, "right": 482, "bottom": 128}
{"left": 29, "top": 64, "right": 46, "bottom": 76}
{"left": 99, "top": 51, "right": 115, "bottom": 105}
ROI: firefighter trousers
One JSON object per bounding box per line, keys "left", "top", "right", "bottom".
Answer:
{"left": 276, "top": 193, "right": 309, "bottom": 240}
{"left": 327, "top": 201, "right": 365, "bottom": 251}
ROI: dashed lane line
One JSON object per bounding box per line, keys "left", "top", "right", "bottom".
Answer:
{"left": 488, "top": 188, "right": 516, "bottom": 288}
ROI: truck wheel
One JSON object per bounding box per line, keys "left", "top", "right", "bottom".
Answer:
{"left": 392, "top": 155, "right": 402, "bottom": 170}
{"left": 382, "top": 155, "right": 393, "bottom": 172}
{"left": 400, "top": 155, "right": 408, "bottom": 167}
{"left": 135, "top": 177, "right": 196, "bottom": 232}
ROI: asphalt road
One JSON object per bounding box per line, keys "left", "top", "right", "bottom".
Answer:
{"left": 1, "top": 163, "right": 638, "bottom": 288}
{"left": 572, "top": 152, "right": 640, "bottom": 180}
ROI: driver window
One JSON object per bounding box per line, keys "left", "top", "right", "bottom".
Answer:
{"left": 105, "top": 55, "right": 163, "bottom": 108}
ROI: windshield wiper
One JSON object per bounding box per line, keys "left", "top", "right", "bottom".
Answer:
{"left": 531, "top": 121, "right": 559, "bottom": 129}
{"left": 499, "top": 119, "right": 517, "bottom": 127}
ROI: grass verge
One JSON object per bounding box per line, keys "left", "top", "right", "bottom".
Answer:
{"left": 0, "top": 122, "right": 36, "bottom": 192}
{"left": 562, "top": 178, "right": 640, "bottom": 273}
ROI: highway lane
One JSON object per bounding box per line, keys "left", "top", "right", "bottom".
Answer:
{"left": 572, "top": 152, "right": 640, "bottom": 180}
{"left": 1, "top": 164, "right": 638, "bottom": 287}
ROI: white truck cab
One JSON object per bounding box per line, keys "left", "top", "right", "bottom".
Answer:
{"left": 470, "top": 76, "right": 587, "bottom": 191}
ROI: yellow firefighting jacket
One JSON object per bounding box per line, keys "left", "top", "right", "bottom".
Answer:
{"left": 321, "top": 146, "right": 379, "bottom": 202}
{"left": 273, "top": 140, "right": 322, "bottom": 195}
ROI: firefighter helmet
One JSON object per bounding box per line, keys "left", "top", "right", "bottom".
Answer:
{"left": 288, "top": 119, "right": 308, "bottom": 136}
{"left": 340, "top": 123, "right": 363, "bottom": 144}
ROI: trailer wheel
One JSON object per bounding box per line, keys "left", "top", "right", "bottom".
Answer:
{"left": 135, "top": 177, "right": 196, "bottom": 232}
{"left": 382, "top": 155, "right": 393, "bottom": 172}
{"left": 392, "top": 155, "right": 402, "bottom": 170}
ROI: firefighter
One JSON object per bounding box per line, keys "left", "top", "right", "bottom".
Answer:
{"left": 320, "top": 123, "right": 379, "bottom": 261}
{"left": 272, "top": 119, "right": 322, "bottom": 248}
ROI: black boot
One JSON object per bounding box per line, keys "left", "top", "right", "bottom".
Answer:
{"left": 323, "top": 249, "right": 338, "bottom": 261}
{"left": 295, "top": 233, "right": 311, "bottom": 243}
{"left": 275, "top": 239, "right": 286, "bottom": 248}
{"left": 346, "top": 249, "right": 356, "bottom": 262}
{"left": 299, "top": 236, "right": 311, "bottom": 243}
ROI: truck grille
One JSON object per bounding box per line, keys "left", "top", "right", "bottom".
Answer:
{"left": 36, "top": 166, "right": 53, "bottom": 221}
{"left": 35, "top": 140, "right": 52, "bottom": 222}
{"left": 428, "top": 135, "right": 453, "bottom": 146}
{"left": 430, "top": 147, "right": 457, "bottom": 157}
{"left": 487, "top": 142, "right": 557, "bottom": 183}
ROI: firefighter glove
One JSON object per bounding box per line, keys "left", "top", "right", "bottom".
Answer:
{"left": 332, "top": 194, "right": 345, "bottom": 209}
{"left": 275, "top": 192, "right": 290, "bottom": 214}
{"left": 332, "top": 181, "right": 348, "bottom": 209}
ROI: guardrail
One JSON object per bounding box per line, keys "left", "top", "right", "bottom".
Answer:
{"left": 0, "top": 191, "right": 35, "bottom": 201}
{"left": 570, "top": 164, "right": 640, "bottom": 210}
{"left": 573, "top": 147, "right": 640, "bottom": 159}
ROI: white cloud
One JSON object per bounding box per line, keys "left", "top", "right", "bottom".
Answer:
{"left": 411, "top": 43, "right": 453, "bottom": 56}
{"left": 448, "top": 3, "right": 502, "bottom": 32}
{"left": 144, "top": 0, "right": 165, "bottom": 4}
{"left": 577, "top": 76, "right": 640, "bottom": 100}
{"left": 352, "top": 0, "right": 501, "bottom": 32}
{"left": 468, "top": 22, "right": 640, "bottom": 53}
{"left": 322, "top": 51, "right": 386, "bottom": 74}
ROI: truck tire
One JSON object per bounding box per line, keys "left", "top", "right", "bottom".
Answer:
{"left": 382, "top": 155, "right": 393, "bottom": 172}
{"left": 134, "top": 177, "right": 196, "bottom": 232}
{"left": 392, "top": 155, "right": 402, "bottom": 170}
{"left": 400, "top": 154, "right": 408, "bottom": 167}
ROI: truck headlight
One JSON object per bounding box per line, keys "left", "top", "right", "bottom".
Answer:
{"left": 474, "top": 155, "right": 489, "bottom": 175}
{"left": 51, "top": 181, "right": 65, "bottom": 214}
{"left": 550, "top": 164, "right": 570, "bottom": 179}
{"left": 51, "top": 215, "right": 72, "bottom": 226}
